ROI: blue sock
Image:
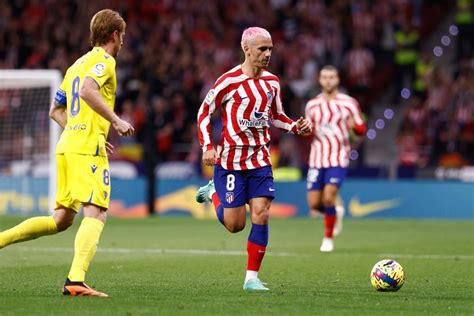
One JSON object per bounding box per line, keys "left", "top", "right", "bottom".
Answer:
{"left": 248, "top": 223, "right": 269, "bottom": 246}
{"left": 324, "top": 205, "right": 336, "bottom": 216}
{"left": 216, "top": 205, "right": 224, "bottom": 225}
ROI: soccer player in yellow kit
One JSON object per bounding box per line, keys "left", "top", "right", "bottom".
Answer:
{"left": 0, "top": 9, "right": 134, "bottom": 297}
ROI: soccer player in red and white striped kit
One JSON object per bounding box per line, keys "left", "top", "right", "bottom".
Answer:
{"left": 305, "top": 65, "right": 366, "bottom": 252}
{"left": 195, "top": 27, "right": 312, "bottom": 291}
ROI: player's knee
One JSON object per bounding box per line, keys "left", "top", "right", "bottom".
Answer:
{"left": 55, "top": 217, "right": 74, "bottom": 232}
{"left": 322, "top": 196, "right": 336, "bottom": 207}
{"left": 252, "top": 208, "right": 269, "bottom": 224}
{"left": 226, "top": 222, "right": 245, "bottom": 233}
{"left": 308, "top": 201, "right": 322, "bottom": 210}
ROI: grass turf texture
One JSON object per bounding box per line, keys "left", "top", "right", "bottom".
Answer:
{"left": 0, "top": 216, "right": 473, "bottom": 315}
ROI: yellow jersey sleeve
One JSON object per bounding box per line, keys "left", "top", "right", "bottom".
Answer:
{"left": 85, "top": 57, "right": 116, "bottom": 88}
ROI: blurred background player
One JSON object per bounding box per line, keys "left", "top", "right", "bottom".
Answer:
{"left": 0, "top": 9, "right": 134, "bottom": 296}
{"left": 195, "top": 27, "right": 311, "bottom": 291}
{"left": 305, "top": 65, "right": 366, "bottom": 252}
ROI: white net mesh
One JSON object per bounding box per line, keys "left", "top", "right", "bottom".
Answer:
{"left": 0, "top": 70, "right": 62, "bottom": 215}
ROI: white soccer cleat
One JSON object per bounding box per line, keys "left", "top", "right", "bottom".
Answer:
{"left": 333, "top": 204, "right": 345, "bottom": 236}
{"left": 195, "top": 180, "right": 215, "bottom": 203}
{"left": 320, "top": 237, "right": 334, "bottom": 252}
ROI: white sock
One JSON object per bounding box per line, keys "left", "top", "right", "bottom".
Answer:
{"left": 245, "top": 270, "right": 258, "bottom": 282}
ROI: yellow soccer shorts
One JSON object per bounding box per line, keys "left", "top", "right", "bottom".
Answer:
{"left": 55, "top": 153, "right": 111, "bottom": 212}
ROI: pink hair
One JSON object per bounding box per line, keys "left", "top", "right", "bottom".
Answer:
{"left": 241, "top": 27, "right": 271, "bottom": 50}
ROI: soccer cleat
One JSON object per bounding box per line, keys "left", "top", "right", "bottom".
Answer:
{"left": 195, "top": 180, "right": 215, "bottom": 203}
{"left": 62, "top": 278, "right": 108, "bottom": 297}
{"left": 320, "top": 237, "right": 334, "bottom": 252}
{"left": 333, "top": 204, "right": 345, "bottom": 236}
{"left": 243, "top": 278, "right": 270, "bottom": 291}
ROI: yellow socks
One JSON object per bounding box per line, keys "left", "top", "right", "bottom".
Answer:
{"left": 68, "top": 217, "right": 104, "bottom": 282}
{"left": 0, "top": 216, "right": 57, "bottom": 249}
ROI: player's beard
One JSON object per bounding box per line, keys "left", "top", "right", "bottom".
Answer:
{"left": 323, "top": 85, "right": 337, "bottom": 94}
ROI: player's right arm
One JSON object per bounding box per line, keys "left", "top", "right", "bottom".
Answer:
{"left": 197, "top": 80, "right": 227, "bottom": 166}
{"left": 79, "top": 77, "right": 134, "bottom": 136}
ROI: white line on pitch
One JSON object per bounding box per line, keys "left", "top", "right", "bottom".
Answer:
{"left": 12, "top": 246, "right": 295, "bottom": 257}
{"left": 9, "top": 247, "right": 474, "bottom": 260}
{"left": 379, "top": 253, "right": 474, "bottom": 260}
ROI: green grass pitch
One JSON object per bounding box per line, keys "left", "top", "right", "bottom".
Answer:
{"left": 1, "top": 216, "right": 473, "bottom": 315}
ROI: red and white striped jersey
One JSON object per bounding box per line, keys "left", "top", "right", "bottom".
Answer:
{"left": 197, "top": 65, "right": 297, "bottom": 170}
{"left": 305, "top": 92, "right": 364, "bottom": 168}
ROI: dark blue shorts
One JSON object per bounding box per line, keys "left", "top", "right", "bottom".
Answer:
{"left": 306, "top": 167, "right": 347, "bottom": 191}
{"left": 214, "top": 165, "right": 275, "bottom": 208}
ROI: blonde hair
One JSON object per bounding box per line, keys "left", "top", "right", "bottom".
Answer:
{"left": 241, "top": 27, "right": 271, "bottom": 50}
{"left": 89, "top": 9, "right": 126, "bottom": 47}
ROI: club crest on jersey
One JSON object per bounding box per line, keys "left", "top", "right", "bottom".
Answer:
{"left": 266, "top": 91, "right": 273, "bottom": 103}
{"left": 90, "top": 63, "right": 106, "bottom": 77}
{"left": 225, "top": 192, "right": 234, "bottom": 204}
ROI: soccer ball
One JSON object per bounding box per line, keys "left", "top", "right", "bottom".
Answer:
{"left": 370, "top": 259, "right": 405, "bottom": 291}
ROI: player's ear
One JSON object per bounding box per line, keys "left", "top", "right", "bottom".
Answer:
{"left": 242, "top": 42, "right": 250, "bottom": 56}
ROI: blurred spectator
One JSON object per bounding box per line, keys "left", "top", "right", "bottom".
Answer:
{"left": 342, "top": 37, "right": 375, "bottom": 109}
{"left": 455, "top": 0, "right": 474, "bottom": 59}
{"left": 394, "top": 20, "right": 420, "bottom": 102}
{"left": 0, "top": 0, "right": 460, "bottom": 176}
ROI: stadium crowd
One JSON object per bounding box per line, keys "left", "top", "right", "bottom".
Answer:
{"left": 0, "top": 0, "right": 471, "bottom": 176}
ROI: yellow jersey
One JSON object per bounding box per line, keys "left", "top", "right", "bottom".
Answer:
{"left": 55, "top": 46, "right": 117, "bottom": 156}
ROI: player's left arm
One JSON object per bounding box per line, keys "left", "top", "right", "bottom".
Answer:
{"left": 49, "top": 83, "right": 67, "bottom": 128}
{"left": 49, "top": 101, "right": 67, "bottom": 128}
{"left": 270, "top": 80, "right": 311, "bottom": 135}
{"left": 347, "top": 99, "right": 366, "bottom": 136}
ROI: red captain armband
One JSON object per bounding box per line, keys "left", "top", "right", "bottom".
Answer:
{"left": 353, "top": 124, "right": 367, "bottom": 136}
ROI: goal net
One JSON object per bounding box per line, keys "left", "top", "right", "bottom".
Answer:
{"left": 0, "top": 70, "right": 62, "bottom": 215}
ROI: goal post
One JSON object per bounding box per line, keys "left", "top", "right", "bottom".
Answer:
{"left": 0, "top": 70, "right": 62, "bottom": 214}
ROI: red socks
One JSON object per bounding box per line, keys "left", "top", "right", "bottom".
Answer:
{"left": 247, "top": 240, "right": 266, "bottom": 271}
{"left": 324, "top": 213, "right": 336, "bottom": 238}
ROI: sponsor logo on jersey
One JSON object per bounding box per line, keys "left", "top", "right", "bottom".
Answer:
{"left": 103, "top": 191, "right": 108, "bottom": 199}
{"left": 91, "top": 165, "right": 98, "bottom": 173}
{"left": 238, "top": 106, "right": 270, "bottom": 128}
{"left": 225, "top": 192, "right": 234, "bottom": 204}
{"left": 66, "top": 124, "right": 87, "bottom": 131}
{"left": 238, "top": 118, "right": 269, "bottom": 128}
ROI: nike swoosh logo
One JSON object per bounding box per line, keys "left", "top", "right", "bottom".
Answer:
{"left": 269, "top": 188, "right": 275, "bottom": 192}
{"left": 240, "top": 96, "right": 249, "bottom": 100}
{"left": 349, "top": 197, "right": 401, "bottom": 217}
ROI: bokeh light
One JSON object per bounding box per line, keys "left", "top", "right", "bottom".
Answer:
{"left": 375, "top": 119, "right": 385, "bottom": 129}
{"left": 401, "top": 88, "right": 411, "bottom": 99}
{"left": 433, "top": 46, "right": 443, "bottom": 57}
{"left": 350, "top": 150, "right": 359, "bottom": 160}
{"left": 367, "top": 129, "right": 377, "bottom": 140}
{"left": 384, "top": 109, "right": 394, "bottom": 120}
{"left": 441, "top": 35, "right": 451, "bottom": 46}
{"left": 449, "top": 25, "right": 459, "bottom": 36}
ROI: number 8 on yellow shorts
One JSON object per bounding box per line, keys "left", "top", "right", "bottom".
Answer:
{"left": 55, "top": 153, "right": 111, "bottom": 212}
